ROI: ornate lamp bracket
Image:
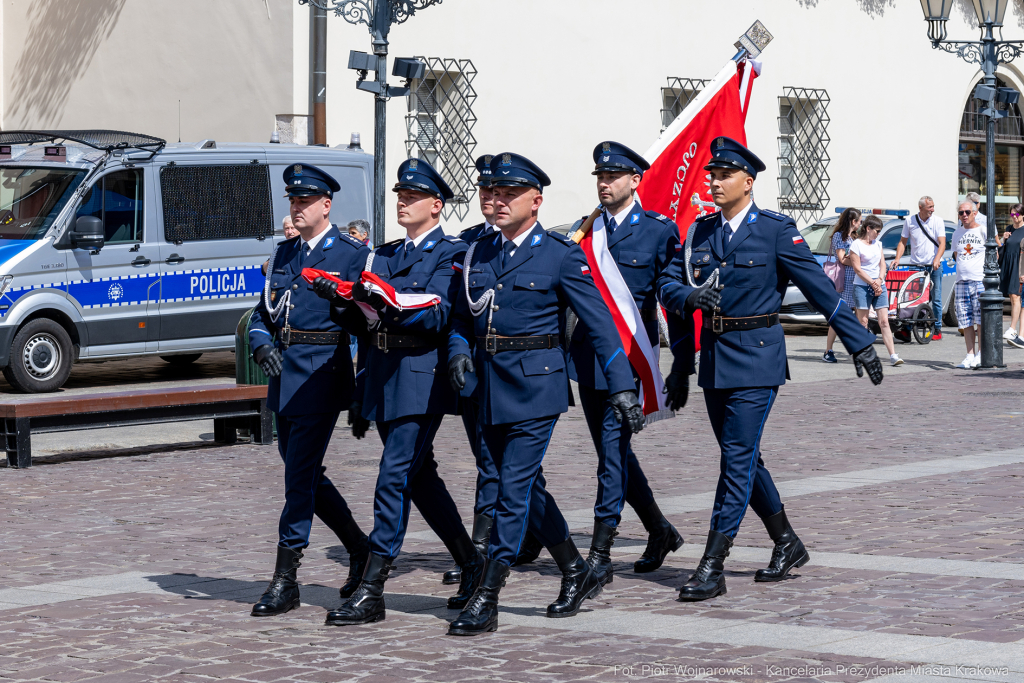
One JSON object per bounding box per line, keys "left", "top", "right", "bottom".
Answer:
{"left": 298, "top": 0, "right": 441, "bottom": 32}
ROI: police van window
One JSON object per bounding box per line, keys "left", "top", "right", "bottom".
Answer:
{"left": 76, "top": 169, "right": 144, "bottom": 244}
{"left": 0, "top": 167, "right": 86, "bottom": 240}
{"left": 880, "top": 228, "right": 902, "bottom": 251}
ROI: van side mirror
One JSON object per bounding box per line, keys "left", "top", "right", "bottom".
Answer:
{"left": 71, "top": 216, "right": 104, "bottom": 251}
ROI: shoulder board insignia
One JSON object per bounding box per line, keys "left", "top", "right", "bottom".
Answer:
{"left": 695, "top": 212, "right": 719, "bottom": 222}
{"left": 448, "top": 236, "right": 463, "bottom": 243}
{"left": 546, "top": 230, "right": 572, "bottom": 245}
{"left": 383, "top": 238, "right": 404, "bottom": 247}
{"left": 760, "top": 208, "right": 789, "bottom": 220}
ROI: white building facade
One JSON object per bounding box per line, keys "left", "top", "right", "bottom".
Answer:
{"left": 1, "top": 0, "right": 1020, "bottom": 239}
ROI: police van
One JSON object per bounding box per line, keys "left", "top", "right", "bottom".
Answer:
{"left": 0, "top": 130, "right": 372, "bottom": 392}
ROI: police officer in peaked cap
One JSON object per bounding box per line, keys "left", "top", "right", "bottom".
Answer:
{"left": 440, "top": 155, "right": 544, "bottom": 587}
{"left": 657, "top": 137, "right": 884, "bottom": 602}
{"left": 247, "top": 163, "right": 373, "bottom": 617}
{"left": 567, "top": 141, "right": 686, "bottom": 586}
{"left": 445, "top": 153, "right": 645, "bottom": 636}
{"left": 321, "top": 157, "right": 484, "bottom": 626}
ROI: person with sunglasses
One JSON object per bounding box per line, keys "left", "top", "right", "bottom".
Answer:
{"left": 999, "top": 204, "right": 1024, "bottom": 348}
{"left": 850, "top": 215, "right": 903, "bottom": 367}
{"left": 951, "top": 201, "right": 987, "bottom": 368}
{"left": 894, "top": 196, "right": 946, "bottom": 340}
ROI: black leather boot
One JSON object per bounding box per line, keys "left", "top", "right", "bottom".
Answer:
{"left": 325, "top": 552, "right": 391, "bottom": 625}
{"left": 251, "top": 545, "right": 302, "bottom": 617}
{"left": 547, "top": 537, "right": 602, "bottom": 618}
{"left": 633, "top": 501, "right": 684, "bottom": 573}
{"left": 336, "top": 514, "right": 370, "bottom": 599}
{"left": 677, "top": 530, "right": 732, "bottom": 602}
{"left": 446, "top": 533, "right": 486, "bottom": 610}
{"left": 447, "top": 560, "right": 509, "bottom": 636}
{"left": 444, "top": 514, "right": 491, "bottom": 585}
{"left": 754, "top": 507, "right": 809, "bottom": 582}
{"left": 513, "top": 530, "right": 543, "bottom": 566}
{"left": 586, "top": 520, "right": 617, "bottom": 586}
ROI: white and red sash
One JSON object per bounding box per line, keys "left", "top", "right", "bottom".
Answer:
{"left": 578, "top": 216, "right": 673, "bottom": 424}
{"left": 301, "top": 268, "right": 440, "bottom": 322}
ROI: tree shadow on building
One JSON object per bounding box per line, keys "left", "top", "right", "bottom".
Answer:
{"left": 7, "top": 0, "right": 126, "bottom": 127}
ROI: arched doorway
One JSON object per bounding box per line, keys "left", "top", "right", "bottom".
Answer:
{"left": 959, "top": 76, "right": 1024, "bottom": 230}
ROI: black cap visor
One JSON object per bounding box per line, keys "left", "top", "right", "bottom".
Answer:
{"left": 703, "top": 158, "right": 754, "bottom": 175}
{"left": 490, "top": 176, "right": 542, "bottom": 191}
{"left": 393, "top": 181, "right": 444, "bottom": 203}
{"left": 285, "top": 184, "right": 332, "bottom": 198}
{"left": 592, "top": 163, "right": 642, "bottom": 176}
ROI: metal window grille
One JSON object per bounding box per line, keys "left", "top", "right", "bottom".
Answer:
{"left": 661, "top": 78, "right": 710, "bottom": 130}
{"left": 405, "top": 57, "right": 478, "bottom": 221}
{"left": 777, "top": 87, "right": 831, "bottom": 226}
{"left": 160, "top": 164, "right": 273, "bottom": 242}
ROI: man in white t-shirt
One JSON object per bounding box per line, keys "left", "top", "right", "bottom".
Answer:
{"left": 951, "top": 200, "right": 987, "bottom": 369}
{"left": 895, "top": 196, "right": 946, "bottom": 339}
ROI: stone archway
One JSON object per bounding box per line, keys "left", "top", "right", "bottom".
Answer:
{"left": 958, "top": 74, "right": 1024, "bottom": 230}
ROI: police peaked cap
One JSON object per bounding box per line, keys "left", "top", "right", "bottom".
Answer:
{"left": 703, "top": 136, "right": 766, "bottom": 178}
{"left": 475, "top": 154, "right": 494, "bottom": 188}
{"left": 283, "top": 163, "right": 341, "bottom": 198}
{"left": 489, "top": 152, "right": 551, "bottom": 192}
{"left": 393, "top": 157, "right": 455, "bottom": 204}
{"left": 592, "top": 141, "right": 650, "bottom": 176}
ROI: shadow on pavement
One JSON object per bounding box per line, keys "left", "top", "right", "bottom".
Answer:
{"left": 0, "top": 440, "right": 232, "bottom": 468}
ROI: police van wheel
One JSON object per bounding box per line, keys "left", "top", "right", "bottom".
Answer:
{"left": 3, "top": 319, "right": 74, "bottom": 393}
{"left": 160, "top": 354, "right": 202, "bottom": 366}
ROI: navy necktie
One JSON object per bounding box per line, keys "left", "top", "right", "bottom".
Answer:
{"left": 605, "top": 212, "right": 616, "bottom": 236}
{"left": 406, "top": 241, "right": 415, "bottom": 256}
{"left": 300, "top": 243, "right": 310, "bottom": 265}
{"left": 501, "top": 240, "right": 515, "bottom": 267}
{"left": 723, "top": 222, "right": 733, "bottom": 244}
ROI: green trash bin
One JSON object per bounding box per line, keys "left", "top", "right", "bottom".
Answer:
{"left": 235, "top": 307, "right": 275, "bottom": 438}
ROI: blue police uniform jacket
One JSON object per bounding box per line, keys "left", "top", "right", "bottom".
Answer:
{"left": 448, "top": 223, "right": 636, "bottom": 425}
{"left": 657, "top": 203, "right": 875, "bottom": 389}
{"left": 249, "top": 226, "right": 369, "bottom": 415}
{"left": 568, "top": 202, "right": 681, "bottom": 390}
{"left": 458, "top": 221, "right": 495, "bottom": 244}
{"left": 360, "top": 226, "right": 467, "bottom": 423}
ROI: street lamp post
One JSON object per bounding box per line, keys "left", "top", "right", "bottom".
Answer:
{"left": 297, "top": 1, "right": 441, "bottom": 247}
{"left": 919, "top": 0, "right": 1022, "bottom": 368}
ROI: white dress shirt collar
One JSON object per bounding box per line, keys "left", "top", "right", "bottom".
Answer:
{"left": 403, "top": 226, "right": 437, "bottom": 250}
{"left": 723, "top": 201, "right": 753, "bottom": 235}
{"left": 301, "top": 225, "right": 331, "bottom": 253}
{"left": 604, "top": 201, "right": 637, "bottom": 229}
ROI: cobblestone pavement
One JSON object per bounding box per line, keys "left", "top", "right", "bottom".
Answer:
{"left": 1, "top": 355, "right": 1023, "bottom": 682}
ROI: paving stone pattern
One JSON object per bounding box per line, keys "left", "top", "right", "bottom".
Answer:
{"left": 1, "top": 361, "right": 1023, "bottom": 681}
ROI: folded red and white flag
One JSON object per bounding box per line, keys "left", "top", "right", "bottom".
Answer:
{"left": 301, "top": 268, "right": 440, "bottom": 321}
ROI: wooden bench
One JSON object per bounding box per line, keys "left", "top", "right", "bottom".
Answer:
{"left": 0, "top": 383, "right": 272, "bottom": 468}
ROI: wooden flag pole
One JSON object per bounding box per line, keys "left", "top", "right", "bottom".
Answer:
{"left": 571, "top": 208, "right": 603, "bottom": 244}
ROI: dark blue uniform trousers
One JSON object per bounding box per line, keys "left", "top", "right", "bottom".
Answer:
{"left": 481, "top": 416, "right": 570, "bottom": 565}
{"left": 460, "top": 398, "right": 500, "bottom": 516}
{"left": 277, "top": 412, "right": 357, "bottom": 550}
{"left": 578, "top": 385, "right": 657, "bottom": 527}
{"left": 704, "top": 387, "right": 784, "bottom": 538}
{"left": 369, "top": 415, "right": 467, "bottom": 560}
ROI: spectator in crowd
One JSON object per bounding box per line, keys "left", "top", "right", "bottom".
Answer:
{"left": 951, "top": 200, "right": 987, "bottom": 368}
{"left": 999, "top": 204, "right": 1024, "bottom": 348}
{"left": 822, "top": 208, "right": 860, "bottom": 363}
{"left": 849, "top": 215, "right": 903, "bottom": 367}
{"left": 894, "top": 196, "right": 946, "bottom": 339}
{"left": 347, "top": 219, "right": 371, "bottom": 246}
{"left": 262, "top": 216, "right": 302, "bottom": 275}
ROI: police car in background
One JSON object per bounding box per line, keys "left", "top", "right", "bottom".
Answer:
{"left": 779, "top": 208, "right": 959, "bottom": 328}
{"left": 0, "top": 130, "right": 372, "bottom": 392}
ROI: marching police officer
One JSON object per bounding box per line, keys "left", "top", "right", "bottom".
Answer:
{"left": 442, "top": 155, "right": 543, "bottom": 587}
{"left": 568, "top": 142, "right": 686, "bottom": 586}
{"left": 657, "top": 138, "right": 884, "bottom": 602}
{"left": 248, "top": 164, "right": 372, "bottom": 616}
{"left": 446, "top": 153, "right": 645, "bottom": 636}
{"left": 322, "top": 159, "right": 484, "bottom": 626}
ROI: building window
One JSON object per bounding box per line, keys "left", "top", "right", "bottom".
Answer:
{"left": 777, "top": 87, "right": 831, "bottom": 226}
{"left": 405, "top": 57, "right": 478, "bottom": 221}
{"left": 661, "top": 78, "right": 709, "bottom": 130}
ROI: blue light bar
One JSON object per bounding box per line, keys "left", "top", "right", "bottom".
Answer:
{"left": 835, "top": 207, "right": 910, "bottom": 217}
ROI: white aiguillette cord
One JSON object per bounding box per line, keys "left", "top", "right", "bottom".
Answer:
{"left": 263, "top": 243, "right": 292, "bottom": 330}
{"left": 684, "top": 219, "right": 720, "bottom": 291}
{"left": 462, "top": 240, "right": 496, "bottom": 331}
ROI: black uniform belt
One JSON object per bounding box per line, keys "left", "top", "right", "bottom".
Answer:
{"left": 702, "top": 313, "right": 779, "bottom": 334}
{"left": 639, "top": 308, "right": 660, "bottom": 322}
{"left": 478, "top": 334, "right": 559, "bottom": 354}
{"left": 373, "top": 331, "right": 432, "bottom": 351}
{"left": 282, "top": 329, "right": 342, "bottom": 345}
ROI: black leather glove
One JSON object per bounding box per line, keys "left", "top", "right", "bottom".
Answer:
{"left": 351, "top": 281, "right": 386, "bottom": 311}
{"left": 348, "top": 401, "right": 369, "bottom": 440}
{"left": 312, "top": 276, "right": 341, "bottom": 302}
{"left": 448, "top": 354, "right": 475, "bottom": 392}
{"left": 853, "top": 345, "right": 884, "bottom": 385}
{"left": 253, "top": 344, "right": 283, "bottom": 378}
{"left": 608, "top": 390, "right": 644, "bottom": 434}
{"left": 663, "top": 371, "right": 689, "bottom": 411}
{"left": 684, "top": 287, "right": 722, "bottom": 315}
